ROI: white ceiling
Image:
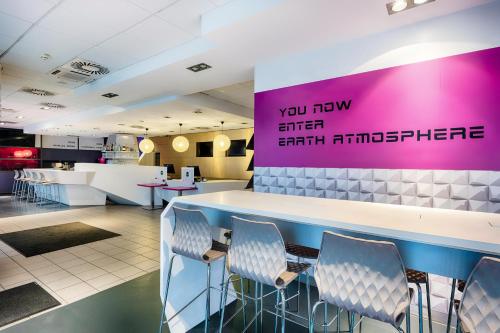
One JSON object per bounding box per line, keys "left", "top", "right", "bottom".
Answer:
{"left": 0, "top": 0, "right": 494, "bottom": 136}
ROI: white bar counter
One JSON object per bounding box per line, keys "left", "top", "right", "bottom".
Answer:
{"left": 168, "top": 190, "right": 500, "bottom": 255}
{"left": 160, "top": 190, "right": 500, "bottom": 332}
{"left": 25, "top": 168, "right": 106, "bottom": 206}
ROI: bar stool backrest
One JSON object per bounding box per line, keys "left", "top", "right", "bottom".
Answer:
{"left": 13, "top": 170, "right": 19, "bottom": 180}
{"left": 314, "top": 231, "right": 410, "bottom": 327}
{"left": 229, "top": 216, "right": 287, "bottom": 288}
{"left": 458, "top": 256, "right": 500, "bottom": 333}
{"left": 171, "top": 206, "right": 212, "bottom": 262}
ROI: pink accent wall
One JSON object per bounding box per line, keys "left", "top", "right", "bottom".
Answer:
{"left": 254, "top": 47, "right": 500, "bottom": 170}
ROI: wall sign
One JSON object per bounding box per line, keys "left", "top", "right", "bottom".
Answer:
{"left": 254, "top": 47, "right": 500, "bottom": 170}
{"left": 79, "top": 137, "right": 104, "bottom": 151}
{"left": 41, "top": 135, "right": 78, "bottom": 150}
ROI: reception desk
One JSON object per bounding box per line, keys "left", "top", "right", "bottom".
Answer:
{"left": 160, "top": 190, "right": 500, "bottom": 332}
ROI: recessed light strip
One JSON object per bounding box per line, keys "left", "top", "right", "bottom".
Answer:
{"left": 386, "top": 0, "right": 434, "bottom": 15}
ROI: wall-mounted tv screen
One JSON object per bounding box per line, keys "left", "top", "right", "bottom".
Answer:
{"left": 196, "top": 141, "right": 213, "bottom": 157}
{"left": 0, "top": 128, "right": 36, "bottom": 147}
{"left": 226, "top": 139, "right": 247, "bottom": 157}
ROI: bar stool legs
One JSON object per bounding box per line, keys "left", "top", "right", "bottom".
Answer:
{"left": 445, "top": 279, "right": 457, "bottom": 333}
{"left": 159, "top": 255, "right": 176, "bottom": 333}
{"left": 159, "top": 255, "right": 215, "bottom": 333}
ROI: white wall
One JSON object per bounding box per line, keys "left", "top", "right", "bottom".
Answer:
{"left": 255, "top": 1, "right": 500, "bottom": 92}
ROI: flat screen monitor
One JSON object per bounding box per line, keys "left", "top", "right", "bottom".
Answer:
{"left": 163, "top": 164, "right": 175, "bottom": 174}
{"left": 226, "top": 139, "right": 247, "bottom": 157}
{"left": 196, "top": 141, "right": 213, "bottom": 157}
{"left": 187, "top": 165, "right": 201, "bottom": 177}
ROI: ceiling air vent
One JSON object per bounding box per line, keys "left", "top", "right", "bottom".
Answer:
{"left": 40, "top": 102, "right": 66, "bottom": 109}
{"left": 20, "top": 87, "right": 55, "bottom": 96}
{"left": 71, "top": 61, "right": 109, "bottom": 75}
{"left": 50, "top": 58, "right": 110, "bottom": 88}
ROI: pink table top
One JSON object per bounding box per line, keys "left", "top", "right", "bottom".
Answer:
{"left": 137, "top": 183, "right": 167, "bottom": 188}
{"left": 162, "top": 186, "right": 197, "bottom": 191}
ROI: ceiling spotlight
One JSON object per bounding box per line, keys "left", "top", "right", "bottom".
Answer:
{"left": 16, "top": 116, "right": 24, "bottom": 119}
{"left": 186, "top": 63, "right": 212, "bottom": 73}
{"left": 387, "top": 0, "right": 434, "bottom": 14}
{"left": 0, "top": 122, "right": 5, "bottom": 126}
{"left": 40, "top": 106, "right": 50, "bottom": 110}
{"left": 391, "top": 0, "right": 407, "bottom": 12}
{"left": 102, "top": 92, "right": 119, "bottom": 98}
{"left": 40, "top": 53, "right": 51, "bottom": 61}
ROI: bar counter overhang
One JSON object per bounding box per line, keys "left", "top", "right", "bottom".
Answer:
{"left": 159, "top": 190, "right": 500, "bottom": 332}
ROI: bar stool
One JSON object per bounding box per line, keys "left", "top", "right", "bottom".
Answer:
{"left": 456, "top": 256, "right": 499, "bottom": 333}
{"left": 285, "top": 243, "right": 320, "bottom": 328}
{"left": 405, "top": 269, "right": 433, "bottom": 333}
{"left": 310, "top": 232, "right": 414, "bottom": 333}
{"left": 18, "top": 170, "right": 32, "bottom": 200}
{"left": 11, "top": 170, "right": 21, "bottom": 197}
{"left": 218, "top": 216, "right": 311, "bottom": 333}
{"left": 158, "top": 206, "right": 228, "bottom": 333}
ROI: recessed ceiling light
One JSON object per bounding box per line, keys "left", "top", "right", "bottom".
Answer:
{"left": 164, "top": 116, "right": 171, "bottom": 119}
{"left": 193, "top": 109, "right": 203, "bottom": 114}
{"left": 413, "top": 0, "right": 428, "bottom": 3}
{"left": 117, "top": 123, "right": 125, "bottom": 126}
{"left": 40, "top": 106, "right": 50, "bottom": 110}
{"left": 187, "top": 63, "right": 212, "bottom": 73}
{"left": 139, "top": 120, "right": 145, "bottom": 123}
{"left": 102, "top": 92, "right": 119, "bottom": 98}
{"left": 0, "top": 122, "right": 5, "bottom": 126}
{"left": 391, "top": 0, "right": 407, "bottom": 12}
{"left": 16, "top": 116, "right": 24, "bottom": 119}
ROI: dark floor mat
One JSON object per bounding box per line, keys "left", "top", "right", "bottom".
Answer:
{"left": 0, "top": 282, "right": 60, "bottom": 327}
{"left": 0, "top": 222, "right": 120, "bottom": 257}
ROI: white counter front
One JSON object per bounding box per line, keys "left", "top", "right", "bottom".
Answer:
{"left": 25, "top": 168, "right": 106, "bottom": 206}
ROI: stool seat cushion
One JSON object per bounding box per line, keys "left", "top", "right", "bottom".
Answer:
{"left": 405, "top": 269, "right": 428, "bottom": 284}
{"left": 275, "top": 261, "right": 312, "bottom": 287}
{"left": 285, "top": 242, "right": 319, "bottom": 259}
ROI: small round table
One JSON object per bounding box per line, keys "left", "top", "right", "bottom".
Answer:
{"left": 137, "top": 183, "right": 166, "bottom": 210}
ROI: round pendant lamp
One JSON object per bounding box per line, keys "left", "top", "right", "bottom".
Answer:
{"left": 214, "top": 121, "right": 231, "bottom": 152}
{"left": 172, "top": 123, "right": 189, "bottom": 153}
{"left": 139, "top": 128, "right": 155, "bottom": 153}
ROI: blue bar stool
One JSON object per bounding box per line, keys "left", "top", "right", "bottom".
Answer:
{"left": 218, "top": 216, "right": 311, "bottom": 333}
{"left": 456, "top": 257, "right": 499, "bottom": 333}
{"left": 310, "top": 232, "right": 414, "bottom": 333}
{"left": 158, "top": 206, "right": 229, "bottom": 333}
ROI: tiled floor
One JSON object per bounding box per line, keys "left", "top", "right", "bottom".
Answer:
{"left": 0, "top": 195, "right": 77, "bottom": 218}
{"left": 0, "top": 202, "right": 161, "bottom": 309}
